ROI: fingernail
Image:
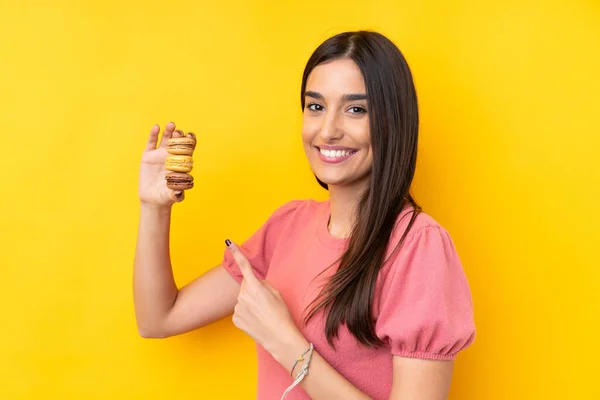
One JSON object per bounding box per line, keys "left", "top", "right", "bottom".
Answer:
{"left": 225, "top": 239, "right": 232, "bottom": 247}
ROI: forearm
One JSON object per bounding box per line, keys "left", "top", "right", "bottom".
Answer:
{"left": 133, "top": 202, "right": 178, "bottom": 337}
{"left": 272, "top": 334, "right": 372, "bottom": 400}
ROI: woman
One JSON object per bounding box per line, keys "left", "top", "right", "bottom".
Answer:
{"left": 134, "top": 30, "right": 476, "bottom": 400}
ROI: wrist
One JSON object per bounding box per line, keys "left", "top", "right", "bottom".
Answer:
{"left": 140, "top": 201, "right": 172, "bottom": 214}
{"left": 270, "top": 331, "right": 311, "bottom": 374}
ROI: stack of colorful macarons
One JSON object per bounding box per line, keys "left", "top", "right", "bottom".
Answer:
{"left": 164, "top": 133, "right": 196, "bottom": 193}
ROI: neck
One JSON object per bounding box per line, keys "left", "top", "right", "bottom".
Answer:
{"left": 327, "top": 182, "right": 367, "bottom": 238}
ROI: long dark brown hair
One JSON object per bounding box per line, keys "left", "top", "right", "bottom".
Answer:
{"left": 301, "top": 31, "right": 423, "bottom": 348}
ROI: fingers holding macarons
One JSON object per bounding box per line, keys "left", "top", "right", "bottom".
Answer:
{"left": 165, "top": 128, "right": 197, "bottom": 202}
{"left": 159, "top": 122, "right": 177, "bottom": 148}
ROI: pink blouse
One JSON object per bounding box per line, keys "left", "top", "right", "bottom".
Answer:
{"left": 222, "top": 199, "right": 475, "bottom": 400}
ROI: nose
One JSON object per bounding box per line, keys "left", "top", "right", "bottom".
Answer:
{"left": 319, "top": 110, "right": 343, "bottom": 141}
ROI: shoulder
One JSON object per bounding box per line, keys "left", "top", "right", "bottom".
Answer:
{"left": 387, "top": 203, "right": 454, "bottom": 252}
{"left": 262, "top": 198, "right": 325, "bottom": 229}
{"left": 392, "top": 203, "right": 448, "bottom": 238}
{"left": 384, "top": 203, "right": 464, "bottom": 276}
{"left": 267, "top": 198, "right": 323, "bottom": 219}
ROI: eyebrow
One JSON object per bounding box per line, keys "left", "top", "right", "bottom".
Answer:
{"left": 304, "top": 91, "right": 367, "bottom": 102}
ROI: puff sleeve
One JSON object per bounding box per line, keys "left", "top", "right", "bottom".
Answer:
{"left": 221, "top": 200, "right": 303, "bottom": 283}
{"left": 375, "top": 226, "right": 476, "bottom": 360}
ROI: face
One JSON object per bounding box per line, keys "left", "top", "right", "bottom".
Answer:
{"left": 301, "top": 58, "right": 373, "bottom": 190}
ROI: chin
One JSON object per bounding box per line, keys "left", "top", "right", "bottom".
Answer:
{"left": 313, "top": 171, "right": 369, "bottom": 189}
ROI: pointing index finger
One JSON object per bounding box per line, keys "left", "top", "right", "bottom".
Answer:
{"left": 226, "top": 240, "right": 260, "bottom": 286}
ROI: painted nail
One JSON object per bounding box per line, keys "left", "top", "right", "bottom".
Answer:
{"left": 225, "top": 239, "right": 232, "bottom": 247}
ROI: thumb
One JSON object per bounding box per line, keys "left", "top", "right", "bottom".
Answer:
{"left": 169, "top": 190, "right": 185, "bottom": 202}
{"left": 261, "top": 280, "right": 280, "bottom": 296}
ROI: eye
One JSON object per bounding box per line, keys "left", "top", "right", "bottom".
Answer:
{"left": 306, "top": 102, "right": 324, "bottom": 112}
{"left": 347, "top": 106, "right": 367, "bottom": 114}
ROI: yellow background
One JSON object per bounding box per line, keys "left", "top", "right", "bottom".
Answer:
{"left": 1, "top": 0, "right": 598, "bottom": 398}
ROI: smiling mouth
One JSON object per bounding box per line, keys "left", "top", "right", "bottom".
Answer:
{"left": 316, "top": 147, "right": 357, "bottom": 163}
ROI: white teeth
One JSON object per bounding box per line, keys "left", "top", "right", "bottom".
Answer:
{"left": 320, "top": 148, "right": 352, "bottom": 158}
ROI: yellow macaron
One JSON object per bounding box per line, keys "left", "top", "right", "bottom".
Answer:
{"left": 165, "top": 155, "right": 193, "bottom": 173}
{"left": 166, "top": 137, "right": 196, "bottom": 156}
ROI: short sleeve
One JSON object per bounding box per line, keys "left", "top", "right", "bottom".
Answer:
{"left": 221, "top": 200, "right": 303, "bottom": 283}
{"left": 375, "top": 226, "right": 476, "bottom": 361}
